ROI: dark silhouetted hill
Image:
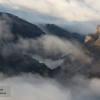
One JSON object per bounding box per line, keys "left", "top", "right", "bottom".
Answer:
{"left": 45, "top": 24, "right": 85, "bottom": 43}
{"left": 0, "top": 53, "right": 51, "bottom": 76}
{"left": 0, "top": 12, "right": 46, "bottom": 39}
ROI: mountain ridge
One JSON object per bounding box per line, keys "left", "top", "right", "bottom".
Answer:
{"left": 0, "top": 12, "right": 100, "bottom": 80}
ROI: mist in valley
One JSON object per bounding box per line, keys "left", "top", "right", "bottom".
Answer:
{"left": 0, "top": 1, "right": 100, "bottom": 99}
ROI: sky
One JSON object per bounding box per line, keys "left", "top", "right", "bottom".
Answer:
{"left": 0, "top": 0, "right": 100, "bottom": 34}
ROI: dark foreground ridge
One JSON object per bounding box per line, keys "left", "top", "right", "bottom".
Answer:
{"left": 0, "top": 53, "right": 51, "bottom": 77}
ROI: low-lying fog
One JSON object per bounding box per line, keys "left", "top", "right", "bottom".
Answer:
{"left": 0, "top": 73, "right": 100, "bottom": 100}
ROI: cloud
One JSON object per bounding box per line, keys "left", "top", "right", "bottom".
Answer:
{"left": 31, "top": 54, "right": 64, "bottom": 69}
{"left": 19, "top": 35, "right": 92, "bottom": 63}
{"left": 0, "top": 0, "right": 100, "bottom": 34}
{"left": 0, "top": 73, "right": 100, "bottom": 100}
{"left": 0, "top": 14, "right": 13, "bottom": 41}
{"left": 1, "top": 34, "right": 92, "bottom": 67}
{"left": 0, "top": 73, "right": 70, "bottom": 100}
{"left": 2, "top": 0, "right": 100, "bottom": 21}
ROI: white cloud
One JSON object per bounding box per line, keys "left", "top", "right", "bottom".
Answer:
{"left": 1, "top": 34, "right": 92, "bottom": 65}
{"left": 31, "top": 54, "right": 64, "bottom": 69}
{"left": 0, "top": 0, "right": 100, "bottom": 34}
{"left": 1, "top": 0, "right": 100, "bottom": 21}
{"left": 0, "top": 0, "right": 4, "bottom": 3}
{"left": 0, "top": 73, "right": 100, "bottom": 100}
{"left": 0, "top": 73, "right": 70, "bottom": 100}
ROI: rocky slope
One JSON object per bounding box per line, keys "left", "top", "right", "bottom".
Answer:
{"left": 84, "top": 25, "right": 100, "bottom": 58}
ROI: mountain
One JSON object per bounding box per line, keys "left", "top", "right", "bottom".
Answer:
{"left": 0, "top": 12, "right": 51, "bottom": 76}
{"left": 84, "top": 25, "right": 100, "bottom": 58}
{"left": 0, "top": 12, "right": 100, "bottom": 79}
{"left": 50, "top": 55, "right": 100, "bottom": 79}
{"left": 45, "top": 24, "right": 85, "bottom": 43}
{"left": 0, "top": 12, "right": 85, "bottom": 42}
{"left": 50, "top": 25, "right": 100, "bottom": 80}
{"left": 0, "top": 53, "right": 51, "bottom": 76}
{"left": 0, "top": 12, "right": 46, "bottom": 39}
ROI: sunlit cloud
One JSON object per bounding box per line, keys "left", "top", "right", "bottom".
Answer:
{"left": 1, "top": 0, "right": 100, "bottom": 21}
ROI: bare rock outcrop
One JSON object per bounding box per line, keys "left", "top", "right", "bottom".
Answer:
{"left": 85, "top": 25, "right": 99, "bottom": 44}
{"left": 95, "top": 25, "right": 100, "bottom": 34}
